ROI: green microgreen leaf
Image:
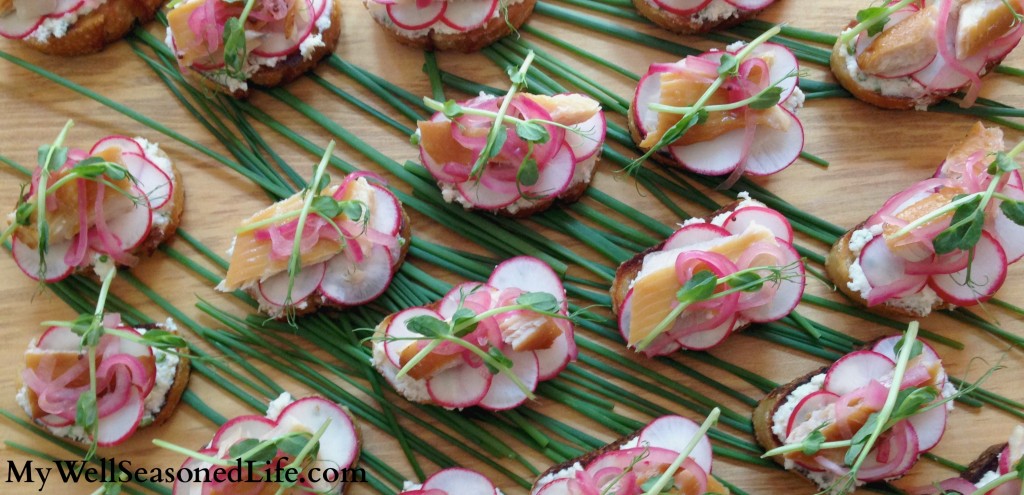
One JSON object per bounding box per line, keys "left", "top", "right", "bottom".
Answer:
{"left": 140, "top": 330, "right": 188, "bottom": 350}
{"left": 727, "top": 271, "right": 763, "bottom": 292}
{"left": 516, "top": 291, "right": 560, "bottom": 313}
{"left": 516, "top": 120, "right": 550, "bottom": 143}
{"left": 442, "top": 100, "right": 464, "bottom": 119}
{"left": 75, "top": 391, "right": 98, "bottom": 437}
{"left": 987, "top": 151, "right": 1019, "bottom": 175}
{"left": 1000, "top": 200, "right": 1024, "bottom": 226}
{"left": 801, "top": 429, "right": 826, "bottom": 456}
{"left": 856, "top": 6, "right": 891, "bottom": 36}
{"left": 221, "top": 17, "right": 247, "bottom": 78}
{"left": 748, "top": 86, "right": 783, "bottom": 110}
{"left": 676, "top": 270, "right": 718, "bottom": 303}
{"left": 717, "top": 53, "right": 739, "bottom": 77}
{"left": 406, "top": 315, "right": 448, "bottom": 338}
{"left": 485, "top": 347, "right": 514, "bottom": 374}
{"left": 517, "top": 158, "right": 539, "bottom": 187}
{"left": 38, "top": 144, "right": 68, "bottom": 172}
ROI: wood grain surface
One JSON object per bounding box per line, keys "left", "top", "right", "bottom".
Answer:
{"left": 0, "top": 1, "right": 1022, "bottom": 494}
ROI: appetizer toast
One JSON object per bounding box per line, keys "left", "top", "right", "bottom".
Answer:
{"left": 634, "top": 0, "right": 775, "bottom": 34}
{"left": 400, "top": 468, "right": 503, "bottom": 494}
{"left": 364, "top": 0, "right": 537, "bottom": 52}
{"left": 0, "top": 0, "right": 163, "bottom": 56}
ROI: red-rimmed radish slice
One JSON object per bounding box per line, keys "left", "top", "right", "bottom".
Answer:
{"left": 584, "top": 446, "right": 694, "bottom": 480}
{"left": 478, "top": 350, "right": 538, "bottom": 410}
{"left": 368, "top": 183, "right": 403, "bottom": 237}
{"left": 422, "top": 467, "right": 497, "bottom": 493}
{"left": 871, "top": 335, "right": 942, "bottom": 364}
{"left": 720, "top": 205, "right": 794, "bottom": 244}
{"left": 121, "top": 152, "right": 174, "bottom": 210}
{"left": 676, "top": 314, "right": 735, "bottom": 350}
{"left": 785, "top": 390, "right": 839, "bottom": 437}
{"left": 993, "top": 187, "right": 1024, "bottom": 263}
{"left": 89, "top": 136, "right": 145, "bottom": 158}
{"left": 663, "top": 223, "right": 731, "bottom": 250}
{"left": 738, "top": 241, "right": 804, "bottom": 322}
{"left": 869, "top": 178, "right": 945, "bottom": 226}
{"left": 617, "top": 289, "right": 634, "bottom": 342}
{"left": 311, "top": 0, "right": 328, "bottom": 18}
{"left": 438, "top": 282, "right": 492, "bottom": 319}
{"left": 669, "top": 130, "right": 744, "bottom": 176}
{"left": 910, "top": 43, "right": 988, "bottom": 91}
{"left": 99, "top": 187, "right": 153, "bottom": 252}
{"left": 534, "top": 478, "right": 573, "bottom": 495}
{"left": 384, "top": 307, "right": 444, "bottom": 367}
{"left": 13, "top": 237, "right": 74, "bottom": 282}
{"left": 427, "top": 362, "right": 492, "bottom": 409}
{"left": 858, "top": 236, "right": 928, "bottom": 306}
{"left": 650, "top": 0, "right": 711, "bottom": 16}
{"left": 46, "top": 0, "right": 86, "bottom": 16}
{"left": 250, "top": 0, "right": 316, "bottom": 57}
{"left": 36, "top": 325, "right": 83, "bottom": 350}
{"left": 906, "top": 400, "right": 947, "bottom": 451}
{"left": 523, "top": 145, "right": 575, "bottom": 200}
{"left": 731, "top": 108, "right": 803, "bottom": 176}
{"left": 929, "top": 232, "right": 1007, "bottom": 305}
{"left": 534, "top": 333, "right": 573, "bottom": 381}
{"left": 824, "top": 350, "right": 895, "bottom": 396}
{"left": 747, "top": 42, "right": 800, "bottom": 100}
{"left": 637, "top": 415, "right": 713, "bottom": 473}
{"left": 95, "top": 385, "right": 144, "bottom": 446}
{"left": 904, "top": 251, "right": 970, "bottom": 276}
{"left": 172, "top": 448, "right": 217, "bottom": 495}
{"left": 210, "top": 416, "right": 276, "bottom": 451}
{"left": 565, "top": 110, "right": 606, "bottom": 162}
{"left": 632, "top": 70, "right": 666, "bottom": 136}
{"left": 319, "top": 244, "right": 394, "bottom": 306}
{"left": 276, "top": 397, "right": 360, "bottom": 470}
{"left": 258, "top": 261, "right": 326, "bottom": 307}
{"left": 440, "top": 0, "right": 496, "bottom": 31}
{"left": 723, "top": 0, "right": 773, "bottom": 10}
{"left": 386, "top": 0, "right": 446, "bottom": 30}
{"left": 455, "top": 171, "right": 521, "bottom": 210}
{"left": 858, "top": 420, "right": 920, "bottom": 482}
{"left": 489, "top": 256, "right": 566, "bottom": 308}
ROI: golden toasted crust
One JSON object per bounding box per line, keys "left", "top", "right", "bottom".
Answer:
{"left": 632, "top": 0, "right": 761, "bottom": 34}
{"left": 137, "top": 162, "right": 186, "bottom": 257}
{"left": 751, "top": 366, "right": 829, "bottom": 459}
{"left": 145, "top": 326, "right": 192, "bottom": 429}
{"left": 372, "top": 0, "right": 536, "bottom": 52}
{"left": 22, "top": 0, "right": 163, "bottom": 56}
{"left": 534, "top": 428, "right": 644, "bottom": 488}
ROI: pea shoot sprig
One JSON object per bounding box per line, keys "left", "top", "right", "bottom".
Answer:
{"left": 889, "top": 144, "right": 1024, "bottom": 283}
{"left": 634, "top": 261, "right": 803, "bottom": 352}
{"left": 155, "top": 418, "right": 333, "bottom": 495}
{"left": 219, "top": 0, "right": 259, "bottom": 79}
{"left": 627, "top": 25, "right": 785, "bottom": 174}
{"left": 387, "top": 289, "right": 569, "bottom": 398}
{"left": 639, "top": 408, "right": 720, "bottom": 495}
{"left": 838, "top": 0, "right": 917, "bottom": 50}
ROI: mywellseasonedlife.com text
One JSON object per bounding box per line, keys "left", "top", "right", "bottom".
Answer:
{"left": 5, "top": 457, "right": 368, "bottom": 491}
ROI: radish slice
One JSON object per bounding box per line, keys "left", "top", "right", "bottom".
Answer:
{"left": 737, "top": 241, "right": 804, "bottom": 322}
{"left": 637, "top": 415, "right": 713, "bottom": 473}
{"left": 663, "top": 223, "right": 731, "bottom": 250}
{"left": 858, "top": 420, "right": 920, "bottom": 482}
{"left": 748, "top": 43, "right": 799, "bottom": 101}
{"left": 534, "top": 479, "right": 573, "bottom": 495}
{"left": 524, "top": 145, "right": 575, "bottom": 200}
{"left": 720, "top": 205, "right": 794, "bottom": 244}
{"left": 823, "top": 351, "right": 895, "bottom": 396}
{"left": 858, "top": 236, "right": 929, "bottom": 305}
{"left": 723, "top": 0, "right": 773, "bottom": 10}
{"left": 911, "top": 46, "right": 988, "bottom": 91}
{"left": 906, "top": 400, "right": 947, "bottom": 451}
{"left": 319, "top": 244, "right": 393, "bottom": 306}
{"left": 871, "top": 336, "right": 942, "bottom": 365}
{"left": 565, "top": 111, "right": 606, "bottom": 162}
{"left": 36, "top": 325, "right": 83, "bottom": 350}
{"left": 617, "top": 289, "right": 634, "bottom": 343}
{"left": 534, "top": 332, "right": 573, "bottom": 381}
{"left": 928, "top": 231, "right": 1007, "bottom": 305}
{"left": 455, "top": 171, "right": 521, "bottom": 210}
{"left": 274, "top": 397, "right": 360, "bottom": 470}
{"left": 993, "top": 187, "right": 1024, "bottom": 263}
{"left": 632, "top": 71, "right": 665, "bottom": 136}
{"left": 96, "top": 386, "right": 144, "bottom": 446}
{"left": 383, "top": 307, "right": 444, "bottom": 368}
{"left": 737, "top": 108, "right": 804, "bottom": 176}
{"left": 422, "top": 467, "right": 497, "bottom": 493}
{"left": 478, "top": 350, "right": 538, "bottom": 410}
{"left": 101, "top": 186, "right": 153, "bottom": 252}
{"left": 426, "top": 362, "right": 492, "bottom": 409}
{"left": 211, "top": 416, "right": 276, "bottom": 450}
{"left": 258, "top": 262, "right": 326, "bottom": 307}
{"left": 669, "top": 128, "right": 746, "bottom": 176}
{"left": 785, "top": 390, "right": 839, "bottom": 437}
{"left": 121, "top": 152, "right": 174, "bottom": 210}
{"left": 368, "top": 183, "right": 403, "bottom": 237}
{"left": 387, "top": 0, "right": 446, "bottom": 30}
{"left": 250, "top": 0, "right": 317, "bottom": 57}
{"left": 650, "top": 0, "right": 711, "bottom": 16}
{"left": 676, "top": 314, "right": 735, "bottom": 351}
{"left": 438, "top": 282, "right": 492, "bottom": 319}
{"left": 440, "top": 0, "right": 496, "bottom": 31}
{"left": 89, "top": 136, "right": 145, "bottom": 158}
{"left": 489, "top": 256, "right": 566, "bottom": 309}
{"left": 12, "top": 237, "right": 74, "bottom": 282}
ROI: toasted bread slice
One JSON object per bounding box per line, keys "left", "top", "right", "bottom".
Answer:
{"left": 366, "top": 0, "right": 536, "bottom": 52}
{"left": 20, "top": 0, "right": 163, "bottom": 56}
{"left": 633, "top": 0, "right": 767, "bottom": 34}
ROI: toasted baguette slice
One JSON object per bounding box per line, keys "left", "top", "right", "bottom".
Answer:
{"left": 961, "top": 443, "right": 1006, "bottom": 485}
{"left": 17, "top": 0, "right": 163, "bottom": 56}
{"left": 751, "top": 366, "right": 828, "bottom": 464}
{"left": 18, "top": 322, "right": 191, "bottom": 444}
{"left": 633, "top": 0, "right": 769, "bottom": 34}
{"left": 365, "top": 0, "right": 536, "bottom": 52}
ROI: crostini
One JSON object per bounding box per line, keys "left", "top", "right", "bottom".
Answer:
{"left": 401, "top": 468, "right": 503, "bottom": 494}
{"left": 373, "top": 256, "right": 576, "bottom": 410}
{"left": 629, "top": 38, "right": 804, "bottom": 183}
{"left": 17, "top": 314, "right": 190, "bottom": 447}
{"left": 531, "top": 414, "right": 729, "bottom": 494}
{"left": 754, "top": 328, "right": 955, "bottom": 493}
{"left": 218, "top": 170, "right": 410, "bottom": 319}
{"left": 826, "top": 123, "right": 1024, "bottom": 318}
{"left": 0, "top": 0, "right": 162, "bottom": 56}
{"left": 417, "top": 83, "right": 606, "bottom": 216}
{"left": 2, "top": 130, "right": 184, "bottom": 283}
{"left": 634, "top": 0, "right": 776, "bottom": 34}
{"left": 831, "top": 0, "right": 1024, "bottom": 110}
{"left": 611, "top": 195, "right": 805, "bottom": 356}
{"left": 166, "top": 0, "right": 342, "bottom": 97}
{"left": 168, "top": 392, "right": 361, "bottom": 495}
{"left": 914, "top": 425, "right": 1023, "bottom": 494}
{"left": 363, "top": 0, "right": 536, "bottom": 52}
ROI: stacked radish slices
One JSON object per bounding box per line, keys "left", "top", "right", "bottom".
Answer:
{"left": 531, "top": 415, "right": 728, "bottom": 495}
{"left": 364, "top": 0, "right": 517, "bottom": 41}
{"left": 418, "top": 93, "right": 606, "bottom": 216}
{"left": 829, "top": 124, "right": 1024, "bottom": 317}
{"left": 630, "top": 42, "right": 804, "bottom": 180}
{"left": 171, "top": 394, "right": 360, "bottom": 495}
{"left": 219, "top": 173, "right": 408, "bottom": 318}
{"left": 18, "top": 314, "right": 180, "bottom": 446}
{"left": 373, "top": 256, "right": 576, "bottom": 410}
{"left": 0, "top": 1, "right": 100, "bottom": 41}
{"left": 613, "top": 197, "right": 805, "bottom": 356}
{"left": 401, "top": 468, "right": 503, "bottom": 494}
{"left": 7, "top": 135, "right": 181, "bottom": 282}
{"left": 765, "top": 336, "right": 953, "bottom": 489}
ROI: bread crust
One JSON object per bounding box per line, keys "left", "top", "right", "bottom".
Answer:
{"left": 961, "top": 443, "right": 1005, "bottom": 484}
{"left": 533, "top": 427, "right": 645, "bottom": 488}
{"left": 751, "top": 366, "right": 829, "bottom": 459}
{"left": 22, "top": 0, "right": 163, "bottom": 56}
{"left": 371, "top": 0, "right": 536, "bottom": 53}
{"left": 632, "top": 0, "right": 762, "bottom": 34}
{"left": 138, "top": 324, "right": 192, "bottom": 429}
